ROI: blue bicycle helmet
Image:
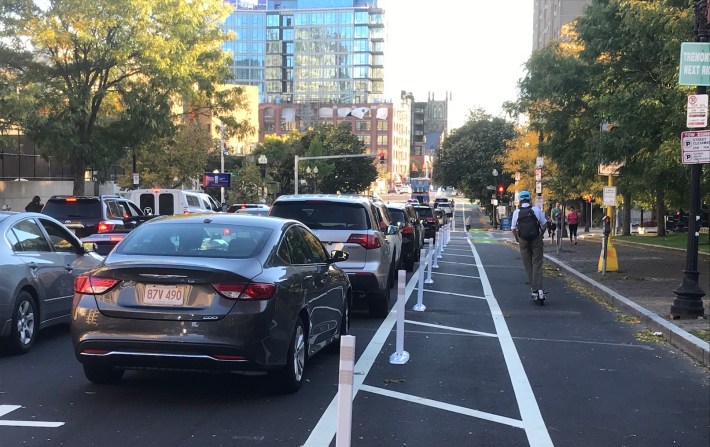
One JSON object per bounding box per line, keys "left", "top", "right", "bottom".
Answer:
{"left": 519, "top": 190, "right": 531, "bottom": 201}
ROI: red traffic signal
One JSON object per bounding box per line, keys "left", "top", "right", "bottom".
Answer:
{"left": 497, "top": 184, "right": 504, "bottom": 194}
{"left": 379, "top": 152, "right": 385, "bottom": 164}
{"left": 587, "top": 196, "right": 593, "bottom": 203}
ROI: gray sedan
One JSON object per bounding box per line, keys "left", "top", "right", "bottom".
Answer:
{"left": 0, "top": 211, "right": 103, "bottom": 354}
{"left": 71, "top": 214, "right": 351, "bottom": 393}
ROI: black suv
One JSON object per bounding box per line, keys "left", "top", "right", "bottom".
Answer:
{"left": 41, "top": 195, "right": 154, "bottom": 254}
{"left": 387, "top": 203, "right": 424, "bottom": 271}
{"left": 412, "top": 205, "right": 439, "bottom": 242}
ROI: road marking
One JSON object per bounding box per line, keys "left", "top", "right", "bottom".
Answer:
{"left": 405, "top": 319, "right": 497, "bottom": 338}
{"left": 359, "top": 385, "right": 525, "bottom": 429}
{"left": 437, "top": 260, "right": 477, "bottom": 266}
{"left": 468, "top": 239, "right": 554, "bottom": 446}
{"left": 0, "top": 405, "right": 64, "bottom": 428}
{"left": 414, "top": 288, "right": 486, "bottom": 300}
{"left": 431, "top": 271, "right": 480, "bottom": 279}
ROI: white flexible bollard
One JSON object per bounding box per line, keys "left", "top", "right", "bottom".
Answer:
{"left": 414, "top": 247, "right": 427, "bottom": 311}
{"left": 336, "top": 335, "right": 356, "bottom": 447}
{"left": 438, "top": 229, "right": 445, "bottom": 254}
{"left": 452, "top": 205, "right": 456, "bottom": 231}
{"left": 389, "top": 270, "right": 410, "bottom": 364}
{"left": 437, "top": 229, "right": 443, "bottom": 259}
{"left": 425, "top": 239, "right": 434, "bottom": 284}
{"left": 432, "top": 235, "right": 440, "bottom": 268}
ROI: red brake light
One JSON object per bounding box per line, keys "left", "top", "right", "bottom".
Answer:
{"left": 426, "top": 217, "right": 436, "bottom": 222}
{"left": 346, "top": 233, "right": 381, "bottom": 249}
{"left": 97, "top": 222, "right": 115, "bottom": 233}
{"left": 74, "top": 275, "right": 119, "bottom": 295}
{"left": 401, "top": 226, "right": 413, "bottom": 234}
{"left": 212, "top": 283, "right": 275, "bottom": 300}
{"left": 66, "top": 197, "right": 77, "bottom": 202}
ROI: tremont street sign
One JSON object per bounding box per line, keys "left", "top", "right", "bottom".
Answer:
{"left": 679, "top": 42, "right": 710, "bottom": 86}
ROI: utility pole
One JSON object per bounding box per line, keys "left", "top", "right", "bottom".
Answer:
{"left": 671, "top": 0, "right": 708, "bottom": 318}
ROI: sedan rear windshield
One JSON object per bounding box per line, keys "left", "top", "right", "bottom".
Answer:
{"left": 387, "top": 209, "right": 406, "bottom": 226}
{"left": 413, "top": 207, "right": 434, "bottom": 218}
{"left": 42, "top": 199, "right": 101, "bottom": 219}
{"left": 116, "top": 223, "right": 272, "bottom": 258}
{"left": 270, "top": 201, "right": 370, "bottom": 230}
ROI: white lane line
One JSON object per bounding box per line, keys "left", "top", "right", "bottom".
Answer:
{"left": 414, "top": 288, "right": 486, "bottom": 300}
{"left": 432, "top": 271, "right": 480, "bottom": 279}
{"left": 467, "top": 239, "right": 554, "bottom": 446}
{"left": 304, "top": 265, "right": 421, "bottom": 446}
{"left": 0, "top": 405, "right": 64, "bottom": 428}
{"left": 405, "top": 319, "right": 497, "bottom": 338}
{"left": 437, "top": 260, "right": 477, "bottom": 266}
{"left": 359, "top": 385, "right": 525, "bottom": 429}
{"left": 514, "top": 336, "right": 655, "bottom": 350}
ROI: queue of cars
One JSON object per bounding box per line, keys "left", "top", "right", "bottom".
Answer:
{"left": 1, "top": 191, "right": 449, "bottom": 393}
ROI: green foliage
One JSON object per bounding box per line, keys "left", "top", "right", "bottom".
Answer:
{"left": 0, "top": 0, "right": 236, "bottom": 194}
{"left": 227, "top": 163, "right": 264, "bottom": 204}
{"left": 434, "top": 109, "right": 515, "bottom": 200}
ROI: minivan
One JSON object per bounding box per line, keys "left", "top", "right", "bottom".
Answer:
{"left": 123, "top": 188, "right": 218, "bottom": 215}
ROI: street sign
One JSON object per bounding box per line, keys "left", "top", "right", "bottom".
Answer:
{"left": 491, "top": 199, "right": 498, "bottom": 206}
{"left": 678, "top": 42, "right": 710, "bottom": 86}
{"left": 681, "top": 130, "right": 710, "bottom": 164}
{"left": 132, "top": 173, "right": 139, "bottom": 185}
{"left": 203, "top": 172, "right": 231, "bottom": 188}
{"left": 535, "top": 181, "right": 542, "bottom": 194}
{"left": 687, "top": 94, "right": 708, "bottom": 128}
{"left": 598, "top": 162, "right": 623, "bottom": 176}
{"left": 536, "top": 156, "right": 544, "bottom": 167}
{"left": 534, "top": 167, "right": 541, "bottom": 181}
{"left": 603, "top": 186, "right": 617, "bottom": 207}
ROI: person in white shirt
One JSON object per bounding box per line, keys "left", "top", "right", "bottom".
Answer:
{"left": 511, "top": 190, "right": 548, "bottom": 301}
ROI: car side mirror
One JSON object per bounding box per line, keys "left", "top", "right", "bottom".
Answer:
{"left": 82, "top": 242, "right": 97, "bottom": 253}
{"left": 385, "top": 224, "right": 399, "bottom": 235}
{"left": 329, "top": 249, "right": 349, "bottom": 263}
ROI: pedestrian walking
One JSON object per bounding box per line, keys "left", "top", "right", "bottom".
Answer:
{"left": 465, "top": 216, "right": 471, "bottom": 232}
{"left": 511, "top": 190, "right": 548, "bottom": 302}
{"left": 25, "top": 195, "right": 43, "bottom": 212}
{"left": 567, "top": 205, "right": 579, "bottom": 244}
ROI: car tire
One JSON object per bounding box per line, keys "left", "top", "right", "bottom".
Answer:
{"left": 275, "top": 317, "right": 306, "bottom": 393}
{"left": 368, "top": 274, "right": 391, "bottom": 318}
{"left": 4, "top": 291, "right": 38, "bottom": 355}
{"left": 83, "top": 364, "right": 124, "bottom": 384}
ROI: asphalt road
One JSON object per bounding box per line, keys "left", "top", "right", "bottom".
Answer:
{"left": 0, "top": 199, "right": 708, "bottom": 447}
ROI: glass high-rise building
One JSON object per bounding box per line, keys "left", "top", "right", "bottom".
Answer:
{"left": 223, "top": 0, "right": 385, "bottom": 105}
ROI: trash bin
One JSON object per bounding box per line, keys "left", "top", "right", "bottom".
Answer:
{"left": 500, "top": 216, "right": 511, "bottom": 230}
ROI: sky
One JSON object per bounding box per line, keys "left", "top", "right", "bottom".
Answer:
{"left": 378, "top": 0, "right": 533, "bottom": 130}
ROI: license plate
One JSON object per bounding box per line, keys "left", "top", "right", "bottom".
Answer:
{"left": 143, "top": 284, "right": 185, "bottom": 306}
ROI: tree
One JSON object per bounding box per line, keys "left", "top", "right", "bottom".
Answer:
{"left": 0, "top": 0, "right": 235, "bottom": 194}
{"left": 227, "top": 163, "right": 264, "bottom": 205}
{"left": 434, "top": 109, "right": 516, "bottom": 201}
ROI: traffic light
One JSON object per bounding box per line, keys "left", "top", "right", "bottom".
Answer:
{"left": 587, "top": 195, "right": 593, "bottom": 203}
{"left": 497, "top": 184, "right": 504, "bottom": 194}
{"left": 379, "top": 152, "right": 385, "bottom": 164}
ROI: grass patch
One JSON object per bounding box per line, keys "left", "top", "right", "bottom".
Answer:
{"left": 617, "top": 315, "right": 641, "bottom": 324}
{"left": 616, "top": 233, "right": 710, "bottom": 254}
{"left": 635, "top": 330, "right": 669, "bottom": 345}
{"left": 689, "top": 329, "right": 710, "bottom": 342}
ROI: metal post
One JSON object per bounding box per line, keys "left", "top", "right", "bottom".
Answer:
{"left": 671, "top": 2, "right": 707, "bottom": 317}
{"left": 294, "top": 155, "right": 299, "bottom": 194}
{"left": 220, "top": 124, "right": 225, "bottom": 206}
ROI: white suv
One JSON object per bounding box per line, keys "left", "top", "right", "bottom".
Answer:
{"left": 270, "top": 194, "right": 398, "bottom": 317}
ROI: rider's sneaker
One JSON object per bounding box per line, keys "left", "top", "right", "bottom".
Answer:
{"left": 538, "top": 290, "right": 546, "bottom": 300}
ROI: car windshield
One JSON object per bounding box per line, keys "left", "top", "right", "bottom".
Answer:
{"left": 414, "top": 207, "right": 434, "bottom": 218}
{"left": 388, "top": 209, "right": 406, "bottom": 226}
{"left": 116, "top": 223, "right": 272, "bottom": 258}
{"left": 42, "top": 199, "right": 101, "bottom": 219}
{"left": 270, "top": 201, "right": 370, "bottom": 230}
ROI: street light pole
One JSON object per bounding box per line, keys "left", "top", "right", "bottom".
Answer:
{"left": 671, "top": 0, "right": 707, "bottom": 318}
{"left": 492, "top": 169, "right": 498, "bottom": 229}
{"left": 220, "top": 123, "right": 226, "bottom": 207}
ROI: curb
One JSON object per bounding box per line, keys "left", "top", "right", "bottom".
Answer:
{"left": 543, "top": 252, "right": 709, "bottom": 367}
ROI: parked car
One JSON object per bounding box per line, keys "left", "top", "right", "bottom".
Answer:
{"left": 412, "top": 205, "right": 439, "bottom": 242}
{"left": 122, "top": 188, "right": 217, "bottom": 215}
{"left": 269, "top": 194, "right": 398, "bottom": 317}
{"left": 41, "top": 194, "right": 152, "bottom": 240}
{"left": 71, "top": 214, "right": 351, "bottom": 393}
{"left": 386, "top": 203, "right": 424, "bottom": 271}
{"left": 435, "top": 208, "right": 447, "bottom": 227}
{"left": 372, "top": 200, "right": 402, "bottom": 270}
{"left": 0, "top": 211, "right": 102, "bottom": 354}
{"left": 227, "top": 203, "right": 271, "bottom": 216}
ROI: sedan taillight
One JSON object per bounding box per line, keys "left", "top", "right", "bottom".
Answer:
{"left": 74, "top": 275, "right": 119, "bottom": 295}
{"left": 97, "top": 222, "right": 115, "bottom": 233}
{"left": 400, "top": 226, "right": 413, "bottom": 234}
{"left": 212, "top": 283, "right": 275, "bottom": 300}
{"left": 346, "top": 233, "right": 381, "bottom": 249}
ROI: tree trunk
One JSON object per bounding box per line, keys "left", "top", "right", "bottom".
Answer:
{"left": 622, "top": 192, "right": 632, "bottom": 236}
{"left": 72, "top": 156, "right": 86, "bottom": 196}
{"left": 656, "top": 188, "right": 666, "bottom": 237}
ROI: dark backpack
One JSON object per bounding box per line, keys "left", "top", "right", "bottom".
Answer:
{"left": 517, "top": 207, "right": 541, "bottom": 241}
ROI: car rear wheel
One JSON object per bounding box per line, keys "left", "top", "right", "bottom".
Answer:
{"left": 275, "top": 317, "right": 306, "bottom": 393}
{"left": 368, "top": 274, "right": 391, "bottom": 318}
{"left": 83, "top": 364, "right": 124, "bottom": 384}
{"left": 5, "top": 291, "right": 37, "bottom": 355}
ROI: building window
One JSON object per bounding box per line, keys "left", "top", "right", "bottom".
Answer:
{"left": 377, "top": 135, "right": 388, "bottom": 146}
{"left": 377, "top": 121, "right": 388, "bottom": 131}
{"left": 355, "top": 121, "right": 371, "bottom": 131}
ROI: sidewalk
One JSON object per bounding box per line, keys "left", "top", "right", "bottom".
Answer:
{"left": 494, "top": 224, "right": 710, "bottom": 366}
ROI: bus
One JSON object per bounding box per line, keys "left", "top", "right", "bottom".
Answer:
{"left": 410, "top": 177, "right": 431, "bottom": 204}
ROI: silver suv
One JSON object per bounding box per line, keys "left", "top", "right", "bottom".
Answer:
{"left": 270, "top": 194, "right": 398, "bottom": 317}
